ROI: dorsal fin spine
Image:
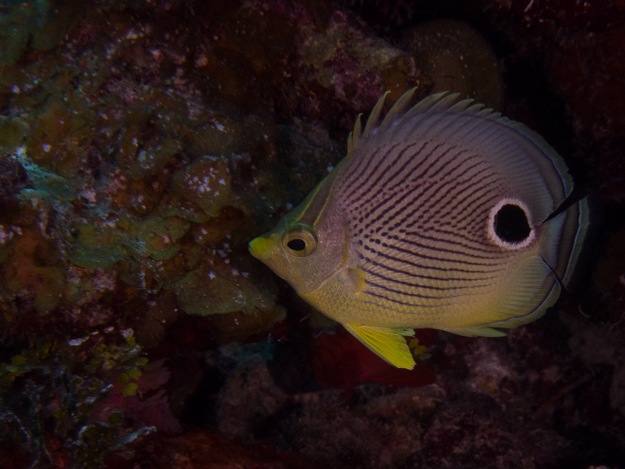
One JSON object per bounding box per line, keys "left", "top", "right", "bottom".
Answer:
{"left": 449, "top": 98, "right": 475, "bottom": 112}
{"left": 363, "top": 91, "right": 390, "bottom": 140}
{"left": 467, "top": 103, "right": 485, "bottom": 113}
{"left": 402, "top": 91, "right": 447, "bottom": 121}
{"left": 347, "top": 114, "right": 363, "bottom": 155}
{"left": 429, "top": 93, "right": 462, "bottom": 112}
{"left": 377, "top": 87, "right": 417, "bottom": 134}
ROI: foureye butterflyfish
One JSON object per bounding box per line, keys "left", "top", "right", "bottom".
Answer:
{"left": 249, "top": 89, "right": 591, "bottom": 370}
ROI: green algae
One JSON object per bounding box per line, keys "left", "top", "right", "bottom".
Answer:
{"left": 0, "top": 248, "right": 9, "bottom": 264}
{"left": 185, "top": 116, "right": 243, "bottom": 158}
{"left": 117, "top": 258, "right": 157, "bottom": 290}
{"left": 0, "top": 335, "right": 153, "bottom": 467}
{"left": 135, "top": 215, "right": 190, "bottom": 261}
{"left": 0, "top": 117, "right": 27, "bottom": 156}
{"left": 0, "top": 3, "right": 35, "bottom": 66}
{"left": 18, "top": 168, "right": 78, "bottom": 202}
{"left": 171, "top": 156, "right": 246, "bottom": 218}
{"left": 68, "top": 244, "right": 126, "bottom": 270}
{"left": 175, "top": 261, "right": 277, "bottom": 317}
{"left": 402, "top": 19, "right": 503, "bottom": 110}
{"left": 0, "top": 0, "right": 82, "bottom": 66}
{"left": 67, "top": 222, "right": 126, "bottom": 269}
{"left": 2, "top": 228, "right": 65, "bottom": 313}
{"left": 0, "top": 341, "right": 54, "bottom": 384}
{"left": 29, "top": 0, "right": 84, "bottom": 52}
{"left": 25, "top": 94, "right": 93, "bottom": 178}
{"left": 0, "top": 0, "right": 432, "bottom": 400}
{"left": 121, "top": 136, "right": 181, "bottom": 181}
{"left": 155, "top": 195, "right": 211, "bottom": 224}
{"left": 68, "top": 214, "right": 193, "bottom": 269}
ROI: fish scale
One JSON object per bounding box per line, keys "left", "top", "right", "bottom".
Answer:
{"left": 249, "top": 89, "right": 592, "bottom": 370}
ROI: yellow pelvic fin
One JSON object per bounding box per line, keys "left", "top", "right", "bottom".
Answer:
{"left": 344, "top": 323, "right": 416, "bottom": 370}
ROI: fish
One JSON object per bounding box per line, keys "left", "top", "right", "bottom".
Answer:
{"left": 249, "top": 89, "right": 591, "bottom": 370}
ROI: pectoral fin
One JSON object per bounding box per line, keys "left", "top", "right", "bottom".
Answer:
{"left": 343, "top": 323, "right": 416, "bottom": 370}
{"left": 345, "top": 267, "right": 367, "bottom": 294}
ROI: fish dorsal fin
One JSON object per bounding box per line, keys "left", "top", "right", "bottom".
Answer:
{"left": 466, "top": 103, "right": 486, "bottom": 113}
{"left": 346, "top": 89, "right": 574, "bottom": 200}
{"left": 403, "top": 91, "right": 447, "bottom": 118}
{"left": 377, "top": 87, "right": 417, "bottom": 134}
{"left": 351, "top": 90, "right": 468, "bottom": 150}
{"left": 347, "top": 88, "right": 418, "bottom": 155}
{"left": 363, "top": 90, "right": 390, "bottom": 140}
{"left": 347, "top": 89, "right": 454, "bottom": 155}
{"left": 347, "top": 114, "right": 363, "bottom": 154}
{"left": 428, "top": 92, "right": 463, "bottom": 112}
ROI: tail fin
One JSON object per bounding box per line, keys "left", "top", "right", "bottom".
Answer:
{"left": 540, "top": 196, "right": 598, "bottom": 292}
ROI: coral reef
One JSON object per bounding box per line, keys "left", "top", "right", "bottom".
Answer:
{"left": 0, "top": 0, "right": 624, "bottom": 467}
{"left": 401, "top": 19, "right": 502, "bottom": 110}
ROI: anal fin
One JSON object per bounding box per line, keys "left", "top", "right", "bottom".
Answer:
{"left": 443, "top": 326, "right": 507, "bottom": 337}
{"left": 344, "top": 323, "right": 416, "bottom": 370}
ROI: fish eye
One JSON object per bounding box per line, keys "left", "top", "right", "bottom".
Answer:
{"left": 287, "top": 238, "right": 307, "bottom": 251}
{"left": 488, "top": 199, "right": 534, "bottom": 249}
{"left": 282, "top": 224, "right": 318, "bottom": 257}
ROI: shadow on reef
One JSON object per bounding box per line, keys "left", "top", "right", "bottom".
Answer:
{"left": 0, "top": 0, "right": 624, "bottom": 467}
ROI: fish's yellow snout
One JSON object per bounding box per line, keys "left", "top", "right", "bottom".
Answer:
{"left": 249, "top": 235, "right": 275, "bottom": 260}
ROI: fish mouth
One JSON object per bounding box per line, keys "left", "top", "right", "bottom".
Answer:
{"left": 248, "top": 235, "right": 274, "bottom": 260}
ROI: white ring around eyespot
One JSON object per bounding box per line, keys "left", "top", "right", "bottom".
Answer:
{"left": 487, "top": 198, "right": 535, "bottom": 250}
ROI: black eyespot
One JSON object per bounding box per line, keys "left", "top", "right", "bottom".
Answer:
{"left": 494, "top": 204, "right": 531, "bottom": 243}
{"left": 287, "top": 238, "right": 307, "bottom": 251}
